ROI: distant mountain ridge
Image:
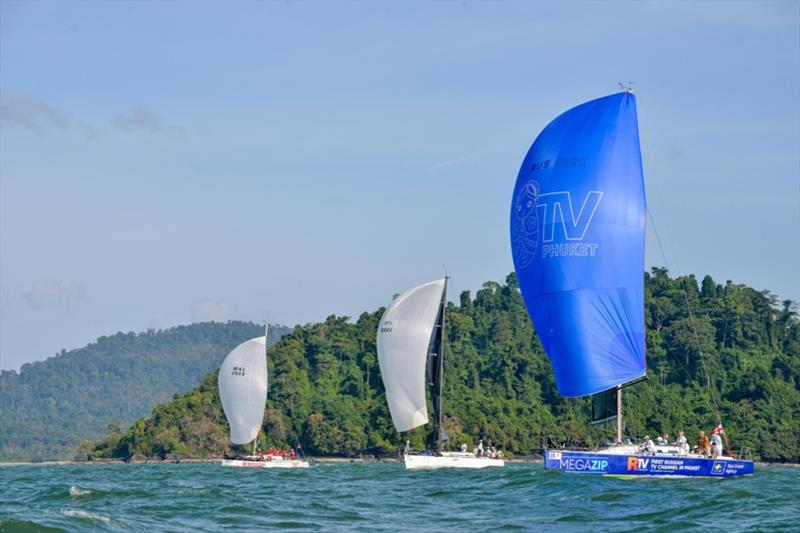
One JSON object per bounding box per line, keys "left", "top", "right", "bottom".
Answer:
{"left": 0, "top": 321, "right": 291, "bottom": 461}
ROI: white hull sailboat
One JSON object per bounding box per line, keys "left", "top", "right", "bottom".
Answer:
{"left": 221, "top": 457, "right": 309, "bottom": 469}
{"left": 377, "top": 278, "right": 504, "bottom": 470}
{"left": 404, "top": 452, "right": 504, "bottom": 470}
{"left": 218, "top": 326, "right": 310, "bottom": 469}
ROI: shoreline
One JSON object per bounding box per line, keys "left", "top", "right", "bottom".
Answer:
{"left": 2, "top": 457, "right": 799, "bottom": 468}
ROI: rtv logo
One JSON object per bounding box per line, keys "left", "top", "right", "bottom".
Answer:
{"left": 626, "top": 457, "right": 649, "bottom": 471}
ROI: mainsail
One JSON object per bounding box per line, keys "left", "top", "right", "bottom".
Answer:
{"left": 591, "top": 387, "right": 618, "bottom": 424}
{"left": 510, "top": 92, "right": 647, "bottom": 398}
{"left": 377, "top": 278, "right": 446, "bottom": 433}
{"left": 218, "top": 336, "right": 268, "bottom": 444}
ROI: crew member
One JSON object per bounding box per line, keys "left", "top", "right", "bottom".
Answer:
{"left": 675, "top": 431, "right": 689, "bottom": 454}
{"left": 710, "top": 432, "right": 723, "bottom": 458}
{"left": 698, "top": 431, "right": 711, "bottom": 457}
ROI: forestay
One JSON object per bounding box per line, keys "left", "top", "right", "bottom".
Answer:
{"left": 218, "top": 336, "right": 268, "bottom": 444}
{"left": 510, "top": 92, "right": 647, "bottom": 397}
{"left": 377, "top": 279, "right": 446, "bottom": 432}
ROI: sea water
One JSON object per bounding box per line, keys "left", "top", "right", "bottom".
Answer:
{"left": 1, "top": 462, "right": 798, "bottom": 531}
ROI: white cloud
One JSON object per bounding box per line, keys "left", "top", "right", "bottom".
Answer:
{"left": 0, "top": 287, "right": 15, "bottom": 313}
{"left": 24, "top": 279, "right": 87, "bottom": 310}
{"left": 113, "top": 106, "right": 169, "bottom": 133}
{"left": 0, "top": 92, "right": 96, "bottom": 137}
{"left": 148, "top": 313, "right": 172, "bottom": 330}
{"left": 192, "top": 301, "right": 234, "bottom": 323}
{"left": 429, "top": 151, "right": 483, "bottom": 171}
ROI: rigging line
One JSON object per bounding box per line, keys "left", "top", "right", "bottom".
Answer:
{"left": 647, "top": 207, "right": 725, "bottom": 425}
{"left": 664, "top": 346, "right": 696, "bottom": 384}
{"left": 644, "top": 211, "right": 704, "bottom": 383}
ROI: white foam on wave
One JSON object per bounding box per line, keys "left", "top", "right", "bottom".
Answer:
{"left": 62, "top": 509, "right": 111, "bottom": 524}
{"left": 176, "top": 480, "right": 205, "bottom": 490}
{"left": 69, "top": 485, "right": 92, "bottom": 497}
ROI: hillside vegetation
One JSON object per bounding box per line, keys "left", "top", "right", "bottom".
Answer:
{"left": 92, "top": 270, "right": 800, "bottom": 463}
{"left": 0, "top": 322, "right": 290, "bottom": 461}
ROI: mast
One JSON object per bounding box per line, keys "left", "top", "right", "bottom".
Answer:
{"left": 615, "top": 385, "right": 623, "bottom": 445}
{"left": 265, "top": 322, "right": 270, "bottom": 383}
{"left": 434, "top": 277, "right": 448, "bottom": 452}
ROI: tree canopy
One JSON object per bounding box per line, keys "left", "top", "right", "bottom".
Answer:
{"left": 92, "top": 271, "right": 800, "bottom": 463}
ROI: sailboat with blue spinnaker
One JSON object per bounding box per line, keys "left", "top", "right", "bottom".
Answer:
{"left": 509, "top": 90, "right": 753, "bottom": 478}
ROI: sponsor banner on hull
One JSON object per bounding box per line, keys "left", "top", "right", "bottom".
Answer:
{"left": 544, "top": 451, "right": 754, "bottom": 478}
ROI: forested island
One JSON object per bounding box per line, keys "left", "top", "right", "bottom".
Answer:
{"left": 90, "top": 270, "right": 800, "bottom": 463}
{"left": 0, "top": 322, "right": 290, "bottom": 462}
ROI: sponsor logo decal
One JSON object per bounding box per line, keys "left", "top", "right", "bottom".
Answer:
{"left": 511, "top": 180, "right": 603, "bottom": 268}
{"left": 626, "top": 457, "right": 650, "bottom": 471}
{"left": 511, "top": 181, "right": 541, "bottom": 268}
{"left": 559, "top": 457, "right": 609, "bottom": 472}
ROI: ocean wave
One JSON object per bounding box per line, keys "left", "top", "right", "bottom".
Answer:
{"left": 0, "top": 462, "right": 793, "bottom": 532}
{"left": 68, "top": 485, "right": 92, "bottom": 497}
{"left": 61, "top": 509, "right": 111, "bottom": 524}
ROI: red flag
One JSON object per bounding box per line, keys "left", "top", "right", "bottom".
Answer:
{"left": 712, "top": 423, "right": 724, "bottom": 435}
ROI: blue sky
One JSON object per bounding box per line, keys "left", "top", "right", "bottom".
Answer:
{"left": 1, "top": 1, "right": 798, "bottom": 371}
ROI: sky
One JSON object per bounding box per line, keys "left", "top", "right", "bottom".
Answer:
{"left": 1, "top": 1, "right": 798, "bottom": 371}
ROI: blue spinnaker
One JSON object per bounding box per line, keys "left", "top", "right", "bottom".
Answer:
{"left": 510, "top": 92, "right": 646, "bottom": 397}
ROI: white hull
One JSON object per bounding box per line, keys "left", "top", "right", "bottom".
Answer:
{"left": 220, "top": 458, "right": 309, "bottom": 469}
{"left": 404, "top": 452, "right": 504, "bottom": 470}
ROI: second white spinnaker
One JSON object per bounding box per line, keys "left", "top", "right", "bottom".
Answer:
{"left": 377, "top": 278, "right": 446, "bottom": 433}
{"left": 378, "top": 278, "right": 504, "bottom": 469}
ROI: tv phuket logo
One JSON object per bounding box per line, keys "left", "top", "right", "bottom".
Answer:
{"left": 512, "top": 180, "right": 603, "bottom": 267}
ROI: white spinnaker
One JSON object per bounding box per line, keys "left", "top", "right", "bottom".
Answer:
{"left": 218, "top": 336, "right": 267, "bottom": 444}
{"left": 377, "top": 278, "right": 445, "bottom": 432}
